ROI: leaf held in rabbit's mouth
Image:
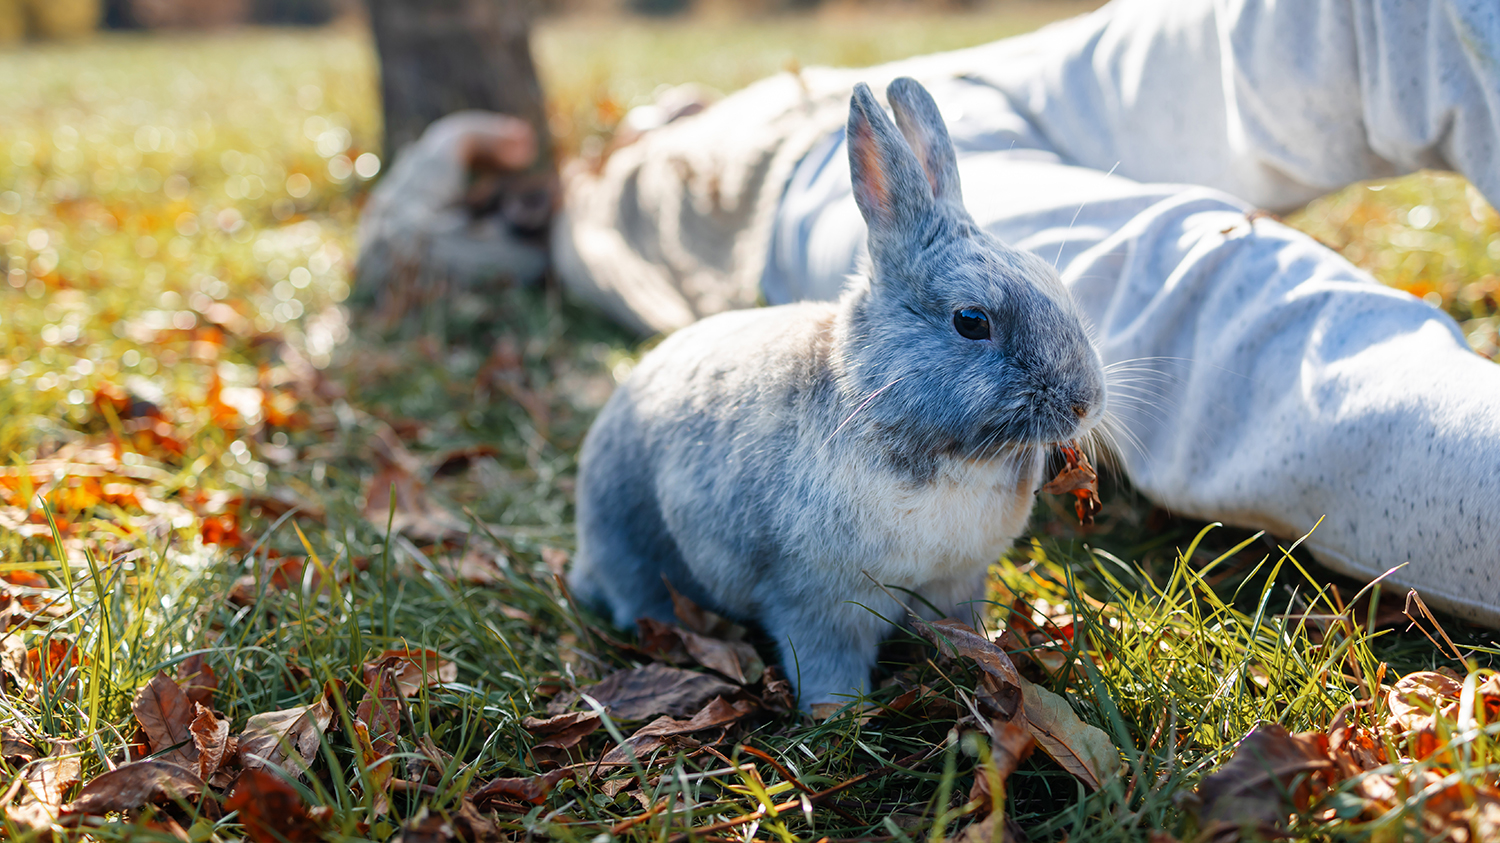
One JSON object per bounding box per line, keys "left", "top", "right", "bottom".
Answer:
{"left": 1041, "top": 443, "right": 1101, "bottom": 525}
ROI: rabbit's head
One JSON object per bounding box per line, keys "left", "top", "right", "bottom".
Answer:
{"left": 835, "top": 78, "right": 1105, "bottom": 472}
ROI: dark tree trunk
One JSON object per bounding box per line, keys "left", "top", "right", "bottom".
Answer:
{"left": 357, "top": 0, "right": 558, "bottom": 337}
{"left": 365, "top": 0, "right": 552, "bottom": 169}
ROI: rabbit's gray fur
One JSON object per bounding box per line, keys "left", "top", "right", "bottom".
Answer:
{"left": 570, "top": 78, "right": 1106, "bottom": 707}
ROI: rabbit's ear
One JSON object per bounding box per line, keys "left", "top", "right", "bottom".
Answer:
{"left": 887, "top": 77, "right": 962, "bottom": 205}
{"left": 847, "top": 83, "right": 934, "bottom": 249}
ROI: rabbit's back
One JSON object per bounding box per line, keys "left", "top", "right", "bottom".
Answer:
{"left": 571, "top": 302, "right": 849, "bottom": 625}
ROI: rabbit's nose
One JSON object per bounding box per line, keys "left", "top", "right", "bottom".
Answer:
{"left": 1071, "top": 404, "right": 1089, "bottom": 419}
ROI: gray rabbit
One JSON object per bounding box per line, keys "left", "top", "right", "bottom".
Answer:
{"left": 570, "top": 78, "right": 1106, "bottom": 708}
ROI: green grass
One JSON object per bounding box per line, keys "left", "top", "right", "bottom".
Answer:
{"left": 3, "top": 8, "right": 1500, "bottom": 843}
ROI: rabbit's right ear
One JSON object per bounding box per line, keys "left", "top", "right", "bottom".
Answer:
{"left": 887, "top": 77, "right": 961, "bottom": 206}
{"left": 847, "top": 82, "right": 934, "bottom": 264}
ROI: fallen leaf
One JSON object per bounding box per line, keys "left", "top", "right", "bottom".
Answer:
{"left": 809, "top": 701, "right": 879, "bottom": 725}
{"left": 448, "top": 798, "right": 502, "bottom": 843}
{"left": 521, "top": 711, "right": 601, "bottom": 750}
{"left": 406, "top": 734, "right": 454, "bottom": 785}
{"left": 239, "top": 688, "right": 335, "bottom": 776}
{"left": 1020, "top": 678, "right": 1118, "bottom": 791}
{"left": 26, "top": 638, "right": 80, "bottom": 685}
{"left": 362, "top": 426, "right": 466, "bottom": 541}
{"left": 471, "top": 768, "right": 570, "bottom": 809}
{"left": 432, "top": 444, "right": 501, "bottom": 476}
{"left": 441, "top": 545, "right": 508, "bottom": 585}
{"left": 1183, "top": 722, "right": 1335, "bottom": 842}
{"left": 1041, "top": 443, "right": 1101, "bottom": 525}
{"left": 393, "top": 809, "right": 458, "bottom": 843}
{"left": 1387, "top": 670, "right": 1461, "bottom": 733}
{"left": 64, "top": 760, "right": 204, "bottom": 815}
{"left": 665, "top": 580, "right": 744, "bottom": 639}
{"left": 541, "top": 546, "right": 569, "bottom": 578}
{"left": 351, "top": 719, "right": 394, "bottom": 817}
{"left": 968, "top": 717, "right": 1035, "bottom": 812}
{"left": 636, "top": 617, "right": 692, "bottom": 664}
{"left": 913, "top": 618, "right": 1022, "bottom": 720}
{"left": 224, "top": 768, "right": 330, "bottom": 843}
{"left": 758, "top": 667, "right": 796, "bottom": 713}
{"left": 133, "top": 671, "right": 198, "bottom": 768}
{"left": 357, "top": 661, "right": 406, "bottom": 758}
{"left": 177, "top": 654, "right": 218, "bottom": 707}
{"left": 637, "top": 617, "right": 764, "bottom": 685}
{"left": 4, "top": 741, "right": 80, "bottom": 831}
{"left": 1, "top": 726, "right": 39, "bottom": 764}
{"left": 1, "top": 635, "right": 27, "bottom": 688}
{"left": 362, "top": 648, "right": 457, "bottom": 697}
{"left": 190, "top": 703, "right": 230, "bottom": 781}
{"left": 586, "top": 663, "right": 739, "bottom": 721}
{"left": 601, "top": 695, "right": 758, "bottom": 765}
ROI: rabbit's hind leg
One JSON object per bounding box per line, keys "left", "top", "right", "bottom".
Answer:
{"left": 571, "top": 480, "right": 683, "bottom": 630}
{"left": 764, "top": 598, "right": 891, "bottom": 709}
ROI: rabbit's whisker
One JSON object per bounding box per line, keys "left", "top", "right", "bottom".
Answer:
{"left": 1053, "top": 160, "right": 1121, "bottom": 269}
{"left": 823, "top": 375, "right": 908, "bottom": 449}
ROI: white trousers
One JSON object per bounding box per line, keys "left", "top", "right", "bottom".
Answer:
{"left": 560, "top": 0, "right": 1500, "bottom": 623}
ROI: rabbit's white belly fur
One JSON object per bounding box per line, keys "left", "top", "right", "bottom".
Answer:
{"left": 835, "top": 452, "right": 1041, "bottom": 585}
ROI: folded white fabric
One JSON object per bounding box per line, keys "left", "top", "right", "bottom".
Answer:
{"left": 557, "top": 0, "right": 1500, "bottom": 622}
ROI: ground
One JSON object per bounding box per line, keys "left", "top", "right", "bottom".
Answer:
{"left": 5, "top": 6, "right": 1500, "bottom": 843}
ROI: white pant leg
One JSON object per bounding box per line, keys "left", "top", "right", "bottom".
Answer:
{"left": 962, "top": 0, "right": 1500, "bottom": 211}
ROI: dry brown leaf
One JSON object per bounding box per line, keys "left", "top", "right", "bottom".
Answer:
{"left": 1040, "top": 443, "right": 1101, "bottom": 525}
{"left": 224, "top": 768, "right": 330, "bottom": 843}
{"left": 361, "top": 437, "right": 466, "bottom": 541}
{"left": 969, "top": 717, "right": 1035, "bottom": 812}
{"left": 393, "top": 810, "right": 458, "bottom": 843}
{"left": 585, "top": 663, "right": 739, "bottom": 721}
{"left": 352, "top": 719, "right": 395, "bottom": 817}
{"left": 636, "top": 617, "right": 764, "bottom": 685}
{"left": 133, "top": 671, "right": 198, "bottom": 768}
{"left": 600, "top": 695, "right": 758, "bottom": 765}
{"left": 913, "top": 618, "right": 1022, "bottom": 720}
{"left": 26, "top": 638, "right": 80, "bottom": 686}
{"left": 177, "top": 654, "right": 218, "bottom": 708}
{"left": 362, "top": 648, "right": 457, "bottom": 697}
{"left": 759, "top": 667, "right": 796, "bottom": 713}
{"left": 541, "top": 546, "right": 570, "bottom": 578}
{"left": 357, "top": 662, "right": 406, "bottom": 759}
{"left": 636, "top": 617, "right": 693, "bottom": 664}
{"left": 665, "top": 580, "right": 745, "bottom": 639}
{"left": 431, "top": 444, "right": 501, "bottom": 476}
{"left": 64, "top": 760, "right": 204, "bottom": 816}
{"left": 471, "top": 768, "right": 570, "bottom": 809}
{"left": 5, "top": 741, "right": 80, "bottom": 831}
{"left": 1387, "top": 671, "right": 1462, "bottom": 733}
{"left": 521, "top": 711, "right": 601, "bottom": 750}
{"left": 405, "top": 735, "right": 454, "bottom": 786}
{"left": 1021, "top": 678, "right": 1118, "bottom": 791}
{"left": 1, "top": 634, "right": 27, "bottom": 688}
{"left": 440, "top": 545, "right": 508, "bottom": 586}
{"left": 190, "top": 703, "right": 230, "bottom": 782}
{"left": 1184, "top": 722, "right": 1335, "bottom": 842}
{"left": 239, "top": 687, "right": 335, "bottom": 776}
{"left": 392, "top": 800, "right": 501, "bottom": 843}
{"left": 1, "top": 726, "right": 39, "bottom": 765}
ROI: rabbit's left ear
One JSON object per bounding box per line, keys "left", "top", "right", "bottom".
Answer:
{"left": 886, "top": 77, "right": 962, "bottom": 206}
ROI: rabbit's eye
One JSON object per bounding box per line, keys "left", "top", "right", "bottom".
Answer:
{"left": 953, "top": 307, "right": 991, "bottom": 340}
